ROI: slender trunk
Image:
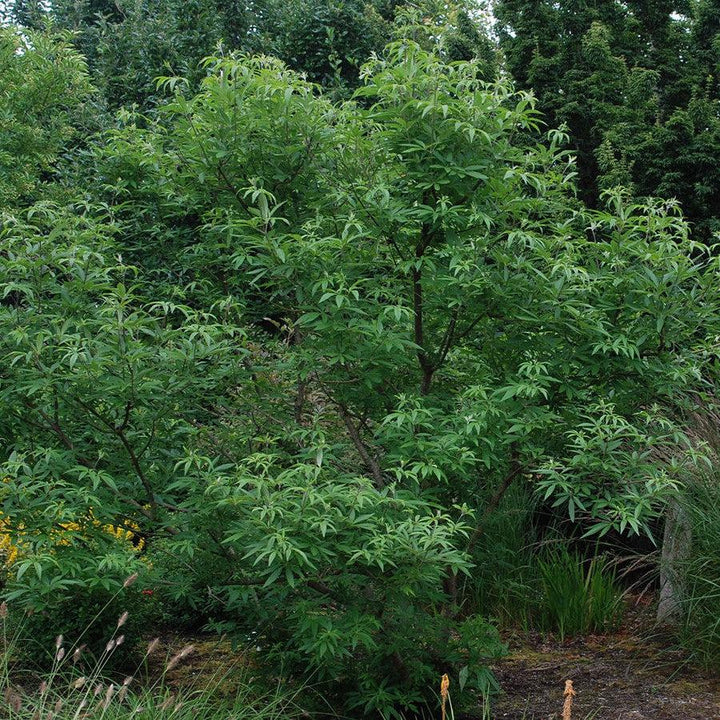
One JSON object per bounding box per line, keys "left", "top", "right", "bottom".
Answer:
{"left": 294, "top": 378, "right": 307, "bottom": 425}
{"left": 657, "top": 498, "right": 692, "bottom": 624}
{"left": 466, "top": 453, "right": 523, "bottom": 553}
{"left": 420, "top": 364, "right": 434, "bottom": 395}
{"left": 444, "top": 452, "right": 523, "bottom": 614}
{"left": 414, "top": 223, "right": 435, "bottom": 394}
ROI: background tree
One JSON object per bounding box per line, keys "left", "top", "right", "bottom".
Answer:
{"left": 0, "top": 26, "right": 94, "bottom": 209}
{"left": 8, "top": 0, "right": 497, "bottom": 106}
{"left": 494, "top": 0, "right": 720, "bottom": 240}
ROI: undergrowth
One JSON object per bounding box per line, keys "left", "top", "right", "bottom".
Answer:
{"left": 676, "top": 475, "right": 720, "bottom": 666}
{"left": 0, "top": 598, "right": 307, "bottom": 720}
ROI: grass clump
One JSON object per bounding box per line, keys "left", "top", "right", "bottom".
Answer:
{"left": 468, "top": 485, "right": 540, "bottom": 628}
{"left": 0, "top": 600, "right": 307, "bottom": 720}
{"left": 676, "top": 476, "right": 720, "bottom": 666}
{"left": 536, "top": 545, "right": 625, "bottom": 640}
{"left": 468, "top": 486, "right": 626, "bottom": 641}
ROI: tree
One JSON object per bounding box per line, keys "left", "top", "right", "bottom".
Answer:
{"left": 257, "top": 0, "right": 393, "bottom": 92}
{"left": 2, "top": 27, "right": 718, "bottom": 715}
{"left": 8, "top": 0, "right": 395, "bottom": 105}
{"left": 495, "top": 0, "right": 720, "bottom": 239}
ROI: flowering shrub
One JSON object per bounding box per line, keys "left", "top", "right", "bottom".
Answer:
{"left": 0, "top": 507, "right": 144, "bottom": 575}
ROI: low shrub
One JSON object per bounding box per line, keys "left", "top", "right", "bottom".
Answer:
{"left": 9, "top": 584, "right": 159, "bottom": 671}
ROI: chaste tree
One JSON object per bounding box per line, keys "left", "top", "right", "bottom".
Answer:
{"left": 1, "top": 19, "right": 718, "bottom": 715}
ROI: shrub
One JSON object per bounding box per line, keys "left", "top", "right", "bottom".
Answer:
{"left": 3, "top": 27, "right": 718, "bottom": 717}
{"left": 9, "top": 584, "right": 158, "bottom": 671}
{"left": 0, "top": 27, "right": 93, "bottom": 209}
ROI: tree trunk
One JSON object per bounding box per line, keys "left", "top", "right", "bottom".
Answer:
{"left": 657, "top": 498, "right": 692, "bottom": 624}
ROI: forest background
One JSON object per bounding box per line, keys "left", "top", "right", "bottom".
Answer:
{"left": 2, "top": 0, "right": 720, "bottom": 717}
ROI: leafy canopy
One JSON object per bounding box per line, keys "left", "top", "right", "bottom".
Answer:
{"left": 1, "top": 28, "right": 718, "bottom": 715}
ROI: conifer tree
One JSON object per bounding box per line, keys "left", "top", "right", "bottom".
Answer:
{"left": 495, "top": 0, "right": 720, "bottom": 239}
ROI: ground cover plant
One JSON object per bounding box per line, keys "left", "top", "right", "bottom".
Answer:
{"left": 2, "top": 3, "right": 720, "bottom": 718}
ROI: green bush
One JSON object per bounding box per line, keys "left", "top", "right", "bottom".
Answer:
{"left": 0, "top": 26, "right": 93, "bottom": 209}
{"left": 6, "top": 581, "right": 159, "bottom": 671}
{"left": 3, "top": 23, "right": 719, "bottom": 717}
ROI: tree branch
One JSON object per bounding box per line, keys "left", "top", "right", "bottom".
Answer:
{"left": 435, "top": 307, "right": 460, "bottom": 370}
{"left": 467, "top": 450, "right": 524, "bottom": 553}
{"left": 337, "top": 404, "right": 385, "bottom": 489}
{"left": 24, "top": 399, "right": 75, "bottom": 453}
{"left": 73, "top": 397, "right": 157, "bottom": 517}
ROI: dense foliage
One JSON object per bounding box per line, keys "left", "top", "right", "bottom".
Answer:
{"left": 495, "top": 0, "right": 720, "bottom": 240}
{"left": 2, "top": 3, "right": 720, "bottom": 716}
{"left": 0, "top": 28, "right": 94, "bottom": 208}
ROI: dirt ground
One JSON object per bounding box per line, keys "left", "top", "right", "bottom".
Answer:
{"left": 488, "top": 605, "right": 720, "bottom": 720}
{"left": 153, "top": 599, "right": 720, "bottom": 720}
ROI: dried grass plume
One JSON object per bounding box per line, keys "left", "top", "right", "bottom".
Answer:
{"left": 440, "top": 673, "right": 450, "bottom": 720}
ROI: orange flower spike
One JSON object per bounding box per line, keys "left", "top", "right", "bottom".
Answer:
{"left": 562, "top": 679, "right": 576, "bottom": 720}
{"left": 440, "top": 673, "right": 450, "bottom": 720}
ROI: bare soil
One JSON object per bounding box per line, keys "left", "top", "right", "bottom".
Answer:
{"left": 489, "top": 602, "right": 720, "bottom": 720}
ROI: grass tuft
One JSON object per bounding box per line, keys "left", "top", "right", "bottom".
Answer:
{"left": 0, "top": 602, "right": 309, "bottom": 720}
{"left": 536, "top": 545, "right": 625, "bottom": 640}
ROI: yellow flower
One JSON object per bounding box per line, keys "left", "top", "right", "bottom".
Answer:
{"left": 0, "top": 487, "right": 145, "bottom": 570}
{"left": 0, "top": 516, "right": 20, "bottom": 566}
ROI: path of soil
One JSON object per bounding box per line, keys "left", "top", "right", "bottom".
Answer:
{"left": 489, "top": 609, "right": 720, "bottom": 720}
